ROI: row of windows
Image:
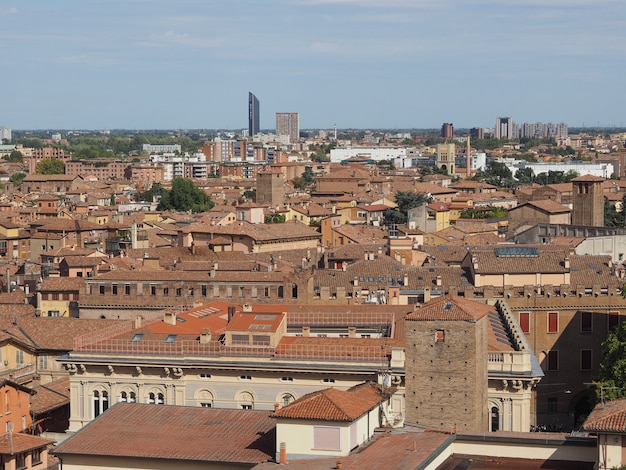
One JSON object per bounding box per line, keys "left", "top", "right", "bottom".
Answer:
{"left": 41, "top": 292, "right": 78, "bottom": 301}
{"left": 518, "top": 311, "right": 620, "bottom": 334}
{"left": 91, "top": 390, "right": 297, "bottom": 414}
{"left": 544, "top": 349, "right": 593, "bottom": 372}
{"left": 198, "top": 374, "right": 334, "bottom": 384}
{"left": 96, "top": 284, "right": 284, "bottom": 298}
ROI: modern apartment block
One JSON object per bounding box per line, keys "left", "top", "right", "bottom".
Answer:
{"left": 249, "top": 92, "right": 260, "bottom": 137}
{"left": 276, "top": 112, "right": 299, "bottom": 142}
{"left": 495, "top": 117, "right": 515, "bottom": 140}
{"left": 440, "top": 122, "right": 454, "bottom": 139}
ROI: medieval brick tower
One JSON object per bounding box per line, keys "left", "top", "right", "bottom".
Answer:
{"left": 256, "top": 171, "right": 285, "bottom": 207}
{"left": 404, "top": 295, "right": 489, "bottom": 432}
{"left": 571, "top": 174, "right": 605, "bottom": 227}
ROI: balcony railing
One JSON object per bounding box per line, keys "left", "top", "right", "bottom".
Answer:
{"left": 487, "top": 351, "right": 533, "bottom": 374}
{"left": 72, "top": 339, "right": 392, "bottom": 363}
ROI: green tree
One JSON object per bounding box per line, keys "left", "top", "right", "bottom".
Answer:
{"left": 514, "top": 167, "right": 535, "bottom": 185}
{"left": 594, "top": 317, "right": 626, "bottom": 403}
{"left": 384, "top": 191, "right": 432, "bottom": 225}
{"left": 265, "top": 213, "right": 286, "bottom": 223}
{"left": 243, "top": 189, "right": 256, "bottom": 201}
{"left": 292, "top": 176, "right": 306, "bottom": 190}
{"left": 3, "top": 150, "right": 23, "bottom": 162}
{"left": 157, "top": 178, "right": 214, "bottom": 213}
{"left": 36, "top": 158, "right": 65, "bottom": 174}
{"left": 9, "top": 172, "right": 26, "bottom": 187}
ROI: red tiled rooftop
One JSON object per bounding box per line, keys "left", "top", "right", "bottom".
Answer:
{"left": 582, "top": 397, "right": 626, "bottom": 432}
{"left": 273, "top": 382, "right": 392, "bottom": 422}
{"left": 0, "top": 432, "right": 53, "bottom": 454}
{"left": 52, "top": 403, "right": 275, "bottom": 464}
{"left": 405, "top": 295, "right": 491, "bottom": 322}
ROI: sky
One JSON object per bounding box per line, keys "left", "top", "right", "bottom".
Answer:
{"left": 1, "top": 0, "right": 625, "bottom": 131}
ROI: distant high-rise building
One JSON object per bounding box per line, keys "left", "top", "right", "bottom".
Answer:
{"left": 470, "top": 127, "right": 484, "bottom": 139}
{"left": 441, "top": 123, "right": 454, "bottom": 139}
{"left": 248, "top": 92, "right": 260, "bottom": 137}
{"left": 0, "top": 126, "right": 11, "bottom": 143}
{"left": 276, "top": 112, "right": 299, "bottom": 142}
{"left": 495, "top": 117, "right": 513, "bottom": 140}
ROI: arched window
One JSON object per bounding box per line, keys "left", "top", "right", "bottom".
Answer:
{"left": 92, "top": 390, "right": 109, "bottom": 418}
{"left": 238, "top": 391, "right": 254, "bottom": 410}
{"left": 282, "top": 393, "right": 295, "bottom": 407}
{"left": 120, "top": 391, "right": 137, "bottom": 403}
{"left": 491, "top": 406, "right": 500, "bottom": 432}
{"left": 197, "top": 390, "right": 214, "bottom": 408}
{"left": 148, "top": 392, "right": 165, "bottom": 405}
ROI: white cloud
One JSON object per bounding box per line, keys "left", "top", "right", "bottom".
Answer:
{"left": 160, "top": 31, "right": 223, "bottom": 48}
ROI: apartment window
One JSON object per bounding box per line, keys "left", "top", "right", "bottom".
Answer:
{"left": 163, "top": 287, "right": 169, "bottom": 297}
{"left": 581, "top": 349, "right": 593, "bottom": 371}
{"left": 176, "top": 287, "right": 182, "bottom": 297}
{"left": 435, "top": 330, "right": 445, "bottom": 343}
{"left": 15, "top": 350, "right": 24, "bottom": 367}
{"left": 199, "top": 373, "right": 211, "bottom": 379}
{"left": 239, "top": 286, "right": 245, "bottom": 298}
{"left": 125, "top": 284, "right": 131, "bottom": 295}
{"left": 51, "top": 293, "right": 59, "bottom": 300}
{"left": 548, "top": 312, "right": 559, "bottom": 333}
{"left": 547, "top": 397, "right": 558, "bottom": 413}
{"left": 322, "top": 378, "right": 335, "bottom": 384}
{"left": 547, "top": 350, "right": 559, "bottom": 371}
{"left": 519, "top": 312, "right": 530, "bottom": 333}
{"left": 280, "top": 377, "right": 294, "bottom": 383}
{"left": 201, "top": 402, "right": 212, "bottom": 408}
{"left": 581, "top": 311, "right": 592, "bottom": 333}
{"left": 48, "top": 310, "right": 60, "bottom": 317}
{"left": 239, "top": 375, "right": 252, "bottom": 381}
{"left": 31, "top": 447, "right": 42, "bottom": 465}
{"left": 264, "top": 287, "right": 270, "bottom": 297}
{"left": 609, "top": 311, "right": 620, "bottom": 330}
{"left": 201, "top": 285, "right": 207, "bottom": 297}
{"left": 112, "top": 284, "right": 118, "bottom": 295}
{"left": 38, "top": 355, "right": 48, "bottom": 370}
{"left": 99, "top": 285, "right": 105, "bottom": 295}
{"left": 15, "top": 453, "right": 26, "bottom": 470}
{"left": 151, "top": 284, "right": 156, "bottom": 296}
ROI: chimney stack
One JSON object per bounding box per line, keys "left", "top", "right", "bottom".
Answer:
{"left": 200, "top": 328, "right": 212, "bottom": 344}
{"left": 164, "top": 311, "right": 176, "bottom": 326}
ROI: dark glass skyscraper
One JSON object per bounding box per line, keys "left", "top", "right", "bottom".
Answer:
{"left": 248, "top": 92, "right": 259, "bottom": 137}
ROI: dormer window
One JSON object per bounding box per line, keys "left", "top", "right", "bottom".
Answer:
{"left": 131, "top": 333, "right": 144, "bottom": 342}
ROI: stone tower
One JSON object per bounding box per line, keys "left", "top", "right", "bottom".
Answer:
{"left": 436, "top": 143, "right": 455, "bottom": 175}
{"left": 256, "top": 171, "right": 285, "bottom": 207}
{"left": 404, "top": 295, "right": 489, "bottom": 432}
{"left": 571, "top": 174, "right": 605, "bottom": 227}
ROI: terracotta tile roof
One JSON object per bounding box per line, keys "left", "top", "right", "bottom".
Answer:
{"left": 0, "top": 317, "right": 125, "bottom": 351}
{"left": 273, "top": 382, "right": 392, "bottom": 421}
{"left": 571, "top": 255, "right": 619, "bottom": 289}
{"left": 405, "top": 295, "right": 491, "bottom": 322}
{"left": 39, "top": 277, "right": 85, "bottom": 292}
{"left": 0, "top": 432, "right": 54, "bottom": 454}
{"left": 582, "top": 398, "right": 626, "bottom": 432}
{"left": 468, "top": 245, "right": 569, "bottom": 275}
{"left": 30, "top": 377, "right": 70, "bottom": 415}
{"left": 52, "top": 403, "right": 275, "bottom": 464}
{"left": 518, "top": 199, "right": 571, "bottom": 214}
{"left": 263, "top": 429, "right": 453, "bottom": 469}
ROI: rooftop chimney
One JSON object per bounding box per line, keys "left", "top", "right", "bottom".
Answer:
{"left": 243, "top": 304, "right": 252, "bottom": 312}
{"left": 164, "top": 311, "right": 176, "bottom": 326}
{"left": 200, "top": 328, "right": 212, "bottom": 344}
{"left": 302, "top": 326, "right": 311, "bottom": 337}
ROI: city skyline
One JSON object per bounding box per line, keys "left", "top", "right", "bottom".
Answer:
{"left": 1, "top": 1, "right": 625, "bottom": 130}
